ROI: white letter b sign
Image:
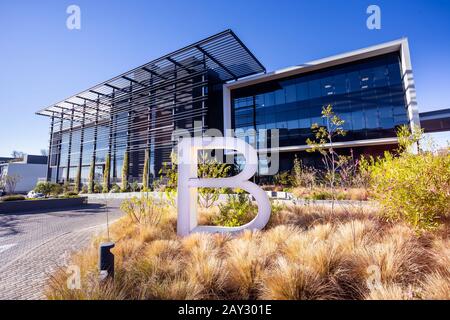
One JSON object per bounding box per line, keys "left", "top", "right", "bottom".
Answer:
{"left": 177, "top": 137, "right": 271, "bottom": 236}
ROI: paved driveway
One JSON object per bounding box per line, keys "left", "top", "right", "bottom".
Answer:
{"left": 0, "top": 200, "right": 124, "bottom": 300}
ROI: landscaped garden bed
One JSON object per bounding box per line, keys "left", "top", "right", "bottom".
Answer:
{"left": 38, "top": 113, "right": 449, "bottom": 300}
{"left": 45, "top": 199, "right": 450, "bottom": 300}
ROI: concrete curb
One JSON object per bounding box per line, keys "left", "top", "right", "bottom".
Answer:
{"left": 0, "top": 197, "right": 88, "bottom": 214}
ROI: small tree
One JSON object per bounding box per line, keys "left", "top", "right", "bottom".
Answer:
{"left": 337, "top": 151, "right": 359, "bottom": 188}
{"left": 120, "top": 193, "right": 165, "bottom": 225}
{"left": 142, "top": 149, "right": 150, "bottom": 192}
{"left": 130, "top": 180, "right": 140, "bottom": 192}
{"left": 102, "top": 154, "right": 111, "bottom": 193}
{"left": 158, "top": 151, "right": 231, "bottom": 208}
{"left": 198, "top": 152, "right": 231, "bottom": 208}
{"left": 396, "top": 124, "right": 423, "bottom": 154}
{"left": 11, "top": 151, "right": 25, "bottom": 161}
{"left": 158, "top": 151, "right": 178, "bottom": 206}
{"left": 2, "top": 174, "right": 21, "bottom": 194}
{"left": 88, "top": 160, "right": 95, "bottom": 194}
{"left": 121, "top": 151, "right": 129, "bottom": 192}
{"left": 306, "top": 105, "right": 347, "bottom": 213}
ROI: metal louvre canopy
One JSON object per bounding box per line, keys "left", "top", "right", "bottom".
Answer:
{"left": 36, "top": 29, "right": 265, "bottom": 121}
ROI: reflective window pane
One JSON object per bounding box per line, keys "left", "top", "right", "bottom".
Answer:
{"left": 232, "top": 52, "right": 409, "bottom": 147}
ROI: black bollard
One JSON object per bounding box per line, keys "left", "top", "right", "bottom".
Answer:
{"left": 99, "top": 242, "right": 115, "bottom": 281}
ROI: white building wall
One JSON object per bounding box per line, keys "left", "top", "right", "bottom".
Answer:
{"left": 2, "top": 163, "right": 47, "bottom": 193}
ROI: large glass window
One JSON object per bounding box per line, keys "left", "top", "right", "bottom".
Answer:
{"left": 59, "top": 132, "right": 70, "bottom": 168}
{"left": 296, "top": 81, "right": 309, "bottom": 101}
{"left": 232, "top": 52, "right": 409, "bottom": 146}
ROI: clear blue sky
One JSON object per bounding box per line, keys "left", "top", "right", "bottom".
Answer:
{"left": 0, "top": 0, "right": 449, "bottom": 156}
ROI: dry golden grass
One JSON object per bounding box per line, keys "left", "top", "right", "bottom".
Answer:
{"left": 46, "top": 202, "right": 450, "bottom": 300}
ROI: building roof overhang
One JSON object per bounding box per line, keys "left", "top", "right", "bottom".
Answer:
{"left": 36, "top": 30, "right": 265, "bottom": 119}
{"left": 225, "top": 38, "right": 408, "bottom": 90}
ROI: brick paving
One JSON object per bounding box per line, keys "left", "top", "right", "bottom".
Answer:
{"left": 0, "top": 201, "right": 123, "bottom": 300}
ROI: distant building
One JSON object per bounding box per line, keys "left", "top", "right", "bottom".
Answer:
{"left": 0, "top": 157, "right": 13, "bottom": 164}
{"left": 0, "top": 155, "right": 47, "bottom": 193}
{"left": 419, "top": 109, "right": 450, "bottom": 133}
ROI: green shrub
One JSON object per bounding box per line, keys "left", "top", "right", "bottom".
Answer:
{"left": 103, "top": 154, "right": 111, "bottom": 193}
{"left": 80, "top": 185, "right": 88, "bottom": 194}
{"left": 308, "top": 190, "right": 345, "bottom": 201}
{"left": 270, "top": 200, "right": 285, "bottom": 217}
{"left": 88, "top": 160, "right": 95, "bottom": 194}
{"left": 367, "top": 151, "right": 450, "bottom": 230}
{"left": 197, "top": 154, "right": 231, "bottom": 208}
{"left": 120, "top": 193, "right": 165, "bottom": 225}
{"left": 0, "top": 195, "right": 26, "bottom": 202}
{"left": 63, "top": 182, "right": 73, "bottom": 194}
{"left": 273, "top": 171, "right": 294, "bottom": 188}
{"left": 34, "top": 182, "right": 63, "bottom": 197}
{"left": 157, "top": 152, "right": 232, "bottom": 208}
{"left": 309, "top": 190, "right": 330, "bottom": 200}
{"left": 94, "top": 182, "right": 102, "bottom": 194}
{"left": 130, "top": 181, "right": 141, "bottom": 192}
{"left": 61, "top": 192, "right": 79, "bottom": 198}
{"left": 215, "top": 192, "right": 257, "bottom": 227}
{"left": 365, "top": 126, "right": 450, "bottom": 230}
{"left": 292, "top": 156, "right": 317, "bottom": 189}
{"left": 157, "top": 153, "right": 178, "bottom": 205}
{"left": 110, "top": 184, "right": 121, "bottom": 193}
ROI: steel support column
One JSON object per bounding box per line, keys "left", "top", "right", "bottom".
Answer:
{"left": 91, "top": 99, "right": 100, "bottom": 185}
{"left": 77, "top": 103, "right": 86, "bottom": 188}
{"left": 55, "top": 112, "right": 64, "bottom": 183}
{"left": 125, "top": 84, "right": 133, "bottom": 182}
{"left": 107, "top": 89, "right": 115, "bottom": 185}
{"left": 66, "top": 108, "right": 75, "bottom": 183}
{"left": 46, "top": 114, "right": 55, "bottom": 182}
{"left": 202, "top": 54, "right": 207, "bottom": 130}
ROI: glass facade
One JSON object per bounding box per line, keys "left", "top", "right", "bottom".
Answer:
{"left": 232, "top": 52, "right": 409, "bottom": 148}
{"left": 40, "top": 34, "right": 416, "bottom": 184}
